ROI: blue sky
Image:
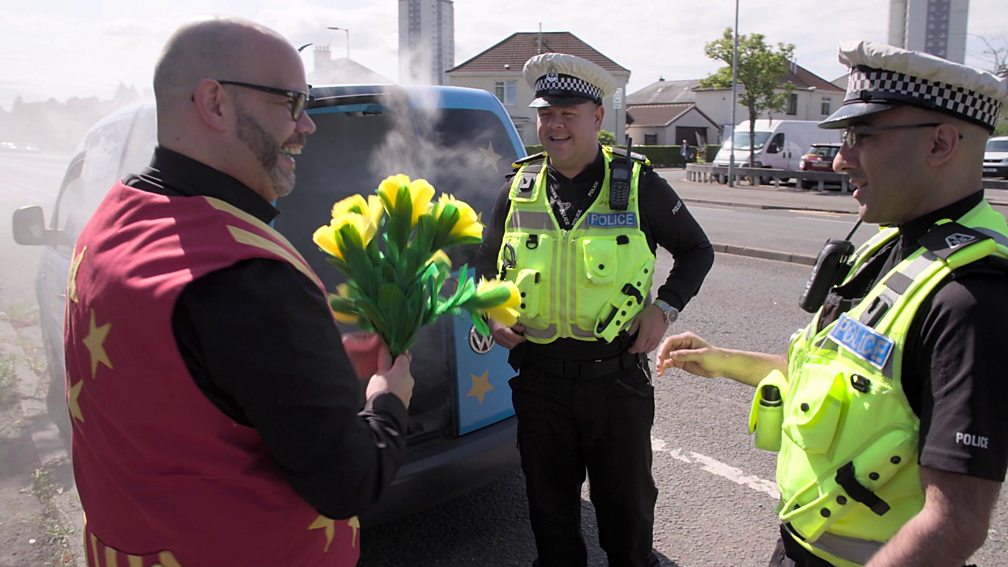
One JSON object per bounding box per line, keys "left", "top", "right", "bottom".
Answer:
{"left": 0, "top": 0, "right": 1003, "bottom": 110}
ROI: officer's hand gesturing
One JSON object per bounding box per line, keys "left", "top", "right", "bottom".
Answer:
{"left": 627, "top": 304, "right": 668, "bottom": 354}
{"left": 656, "top": 332, "right": 719, "bottom": 377}
{"left": 490, "top": 318, "right": 526, "bottom": 349}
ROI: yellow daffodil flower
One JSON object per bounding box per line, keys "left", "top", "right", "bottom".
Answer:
{"left": 377, "top": 174, "right": 412, "bottom": 211}
{"left": 349, "top": 212, "right": 379, "bottom": 247}
{"left": 377, "top": 174, "right": 435, "bottom": 227}
{"left": 328, "top": 284, "right": 360, "bottom": 324}
{"left": 407, "top": 178, "right": 435, "bottom": 226}
{"left": 313, "top": 223, "right": 344, "bottom": 261}
{"left": 434, "top": 194, "right": 483, "bottom": 242}
{"left": 427, "top": 249, "right": 452, "bottom": 269}
{"left": 330, "top": 194, "right": 370, "bottom": 219}
{"left": 474, "top": 278, "right": 521, "bottom": 327}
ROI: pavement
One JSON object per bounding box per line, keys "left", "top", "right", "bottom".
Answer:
{"left": 657, "top": 168, "right": 1008, "bottom": 265}
{"left": 5, "top": 170, "right": 1007, "bottom": 567}
{"left": 659, "top": 167, "right": 1008, "bottom": 214}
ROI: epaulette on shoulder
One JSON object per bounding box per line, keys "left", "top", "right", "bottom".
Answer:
{"left": 512, "top": 151, "right": 547, "bottom": 170}
{"left": 610, "top": 146, "right": 648, "bottom": 163}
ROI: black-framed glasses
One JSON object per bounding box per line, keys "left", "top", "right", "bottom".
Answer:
{"left": 841, "top": 123, "right": 941, "bottom": 149}
{"left": 217, "top": 80, "right": 312, "bottom": 121}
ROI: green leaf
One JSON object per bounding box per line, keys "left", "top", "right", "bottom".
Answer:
{"left": 470, "top": 310, "right": 490, "bottom": 337}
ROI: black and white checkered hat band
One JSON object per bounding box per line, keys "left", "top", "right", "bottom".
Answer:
{"left": 847, "top": 67, "right": 1002, "bottom": 130}
{"left": 534, "top": 73, "right": 603, "bottom": 103}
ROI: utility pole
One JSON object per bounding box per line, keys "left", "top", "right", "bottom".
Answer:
{"left": 328, "top": 26, "right": 352, "bottom": 59}
{"left": 728, "top": 0, "right": 739, "bottom": 188}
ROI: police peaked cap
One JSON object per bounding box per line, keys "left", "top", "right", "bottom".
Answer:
{"left": 820, "top": 40, "right": 1008, "bottom": 132}
{"left": 523, "top": 52, "right": 616, "bottom": 108}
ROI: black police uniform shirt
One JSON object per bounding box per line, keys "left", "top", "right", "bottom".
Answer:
{"left": 475, "top": 146, "right": 715, "bottom": 362}
{"left": 124, "top": 147, "right": 408, "bottom": 519}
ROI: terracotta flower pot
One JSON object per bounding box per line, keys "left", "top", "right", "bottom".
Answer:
{"left": 341, "top": 331, "right": 383, "bottom": 380}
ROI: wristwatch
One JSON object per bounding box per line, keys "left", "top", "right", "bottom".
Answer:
{"left": 652, "top": 299, "right": 679, "bottom": 325}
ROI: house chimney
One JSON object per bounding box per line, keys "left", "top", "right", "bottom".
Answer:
{"left": 314, "top": 44, "right": 331, "bottom": 73}
{"left": 538, "top": 23, "right": 542, "bottom": 54}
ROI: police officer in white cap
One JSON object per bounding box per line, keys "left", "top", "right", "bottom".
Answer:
{"left": 476, "top": 52, "right": 714, "bottom": 566}
{"left": 658, "top": 41, "right": 1008, "bottom": 566}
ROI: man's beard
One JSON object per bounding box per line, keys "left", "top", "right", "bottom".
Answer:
{"left": 234, "top": 101, "right": 296, "bottom": 198}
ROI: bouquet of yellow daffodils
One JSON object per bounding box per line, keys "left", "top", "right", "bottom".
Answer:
{"left": 313, "top": 174, "right": 520, "bottom": 358}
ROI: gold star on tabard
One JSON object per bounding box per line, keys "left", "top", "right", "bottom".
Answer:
{"left": 479, "top": 141, "right": 502, "bottom": 170}
{"left": 68, "top": 378, "right": 84, "bottom": 423}
{"left": 309, "top": 515, "right": 359, "bottom": 551}
{"left": 348, "top": 516, "right": 360, "bottom": 548}
{"left": 308, "top": 515, "right": 335, "bottom": 552}
{"left": 82, "top": 308, "right": 112, "bottom": 379}
{"left": 67, "top": 246, "right": 86, "bottom": 304}
{"left": 467, "top": 370, "right": 494, "bottom": 405}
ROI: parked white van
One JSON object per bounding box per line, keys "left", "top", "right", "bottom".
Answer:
{"left": 713, "top": 119, "right": 841, "bottom": 172}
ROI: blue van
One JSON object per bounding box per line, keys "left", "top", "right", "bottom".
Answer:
{"left": 12, "top": 84, "right": 524, "bottom": 525}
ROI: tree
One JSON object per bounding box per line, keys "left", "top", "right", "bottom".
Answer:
{"left": 597, "top": 129, "right": 616, "bottom": 146}
{"left": 976, "top": 33, "right": 1008, "bottom": 79}
{"left": 700, "top": 28, "right": 795, "bottom": 170}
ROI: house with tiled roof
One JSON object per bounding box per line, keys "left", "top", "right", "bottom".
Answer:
{"left": 626, "top": 62, "right": 845, "bottom": 146}
{"left": 447, "top": 32, "right": 630, "bottom": 145}
{"left": 624, "top": 79, "right": 719, "bottom": 146}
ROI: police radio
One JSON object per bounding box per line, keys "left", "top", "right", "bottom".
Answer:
{"left": 609, "top": 136, "right": 633, "bottom": 210}
{"left": 798, "top": 220, "right": 862, "bottom": 313}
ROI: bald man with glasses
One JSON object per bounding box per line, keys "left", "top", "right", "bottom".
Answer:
{"left": 657, "top": 41, "right": 1008, "bottom": 566}
{"left": 65, "top": 17, "right": 413, "bottom": 566}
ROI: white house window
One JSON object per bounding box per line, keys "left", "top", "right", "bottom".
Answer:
{"left": 495, "top": 80, "right": 517, "bottom": 106}
{"left": 821, "top": 97, "right": 831, "bottom": 115}
{"left": 786, "top": 93, "right": 798, "bottom": 115}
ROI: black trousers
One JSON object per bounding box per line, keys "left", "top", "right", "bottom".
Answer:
{"left": 510, "top": 359, "right": 658, "bottom": 567}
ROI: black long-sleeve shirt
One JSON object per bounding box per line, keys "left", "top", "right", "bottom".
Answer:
{"left": 476, "top": 148, "right": 715, "bottom": 361}
{"left": 125, "top": 147, "right": 407, "bottom": 519}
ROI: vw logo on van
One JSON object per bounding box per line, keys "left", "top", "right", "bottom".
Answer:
{"left": 468, "top": 326, "right": 495, "bottom": 354}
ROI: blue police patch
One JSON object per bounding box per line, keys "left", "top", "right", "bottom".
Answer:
{"left": 586, "top": 212, "right": 637, "bottom": 227}
{"left": 827, "top": 313, "right": 894, "bottom": 370}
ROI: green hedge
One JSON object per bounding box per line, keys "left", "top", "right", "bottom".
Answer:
{"left": 521, "top": 144, "right": 722, "bottom": 168}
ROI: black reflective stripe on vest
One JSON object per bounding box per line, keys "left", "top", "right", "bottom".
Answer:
{"left": 917, "top": 223, "right": 991, "bottom": 260}
{"left": 516, "top": 163, "right": 542, "bottom": 194}
{"left": 835, "top": 461, "right": 890, "bottom": 516}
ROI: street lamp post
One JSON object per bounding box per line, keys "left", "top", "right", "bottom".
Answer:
{"left": 327, "top": 26, "right": 350, "bottom": 59}
{"left": 728, "top": 0, "right": 739, "bottom": 188}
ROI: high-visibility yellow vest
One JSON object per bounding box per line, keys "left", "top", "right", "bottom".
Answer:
{"left": 751, "top": 200, "right": 1008, "bottom": 566}
{"left": 496, "top": 147, "right": 655, "bottom": 343}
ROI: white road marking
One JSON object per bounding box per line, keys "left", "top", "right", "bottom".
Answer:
{"left": 652, "top": 436, "right": 780, "bottom": 500}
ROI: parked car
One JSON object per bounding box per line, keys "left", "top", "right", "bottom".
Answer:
{"left": 983, "top": 135, "right": 1008, "bottom": 178}
{"left": 12, "top": 84, "right": 525, "bottom": 526}
{"left": 798, "top": 142, "right": 842, "bottom": 189}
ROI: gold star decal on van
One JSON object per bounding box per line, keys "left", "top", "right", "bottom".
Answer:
{"left": 83, "top": 309, "right": 112, "bottom": 378}
{"left": 467, "top": 370, "right": 494, "bottom": 405}
{"left": 68, "top": 378, "right": 84, "bottom": 423}
{"left": 67, "top": 246, "right": 86, "bottom": 304}
{"left": 479, "top": 142, "right": 501, "bottom": 170}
